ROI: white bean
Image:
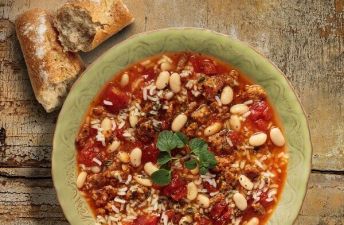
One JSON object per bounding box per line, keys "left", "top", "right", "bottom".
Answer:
{"left": 179, "top": 215, "right": 193, "bottom": 225}
{"left": 197, "top": 194, "right": 210, "bottom": 208}
{"left": 91, "top": 166, "right": 101, "bottom": 173}
{"left": 129, "top": 112, "right": 138, "bottom": 128}
{"left": 130, "top": 148, "right": 142, "bottom": 167}
{"left": 230, "top": 104, "right": 249, "bottom": 115}
{"left": 172, "top": 114, "right": 188, "bottom": 131}
{"left": 101, "top": 117, "right": 112, "bottom": 131}
{"left": 169, "top": 73, "right": 181, "bottom": 93}
{"left": 164, "top": 91, "right": 174, "bottom": 100}
{"left": 204, "top": 122, "right": 222, "bottom": 136}
{"left": 161, "top": 61, "right": 172, "bottom": 71}
{"left": 156, "top": 71, "right": 170, "bottom": 89}
{"left": 249, "top": 132, "right": 267, "bottom": 146}
{"left": 239, "top": 175, "right": 254, "bottom": 190}
{"left": 133, "top": 175, "right": 152, "bottom": 187}
{"left": 187, "top": 182, "right": 198, "bottom": 200}
{"left": 229, "top": 115, "right": 241, "bottom": 131}
{"left": 190, "top": 165, "right": 199, "bottom": 175}
{"left": 246, "top": 217, "right": 259, "bottom": 225}
{"left": 220, "top": 86, "right": 234, "bottom": 105}
{"left": 144, "top": 162, "right": 159, "bottom": 176}
{"left": 233, "top": 192, "right": 248, "bottom": 210}
{"left": 76, "top": 171, "right": 87, "bottom": 188}
{"left": 108, "top": 140, "right": 120, "bottom": 153}
{"left": 120, "top": 73, "right": 129, "bottom": 87}
{"left": 270, "top": 127, "right": 285, "bottom": 147}
{"left": 118, "top": 151, "right": 130, "bottom": 163}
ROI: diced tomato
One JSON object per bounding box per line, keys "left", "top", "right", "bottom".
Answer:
{"left": 227, "top": 130, "right": 242, "bottom": 146}
{"left": 114, "top": 128, "right": 124, "bottom": 141}
{"left": 101, "top": 84, "right": 129, "bottom": 113}
{"left": 190, "top": 55, "right": 218, "bottom": 75}
{"left": 141, "top": 143, "right": 159, "bottom": 164}
{"left": 210, "top": 200, "right": 232, "bottom": 225}
{"left": 133, "top": 214, "right": 159, "bottom": 225}
{"left": 162, "top": 173, "right": 187, "bottom": 201}
{"left": 77, "top": 137, "right": 102, "bottom": 165}
{"left": 258, "top": 191, "right": 273, "bottom": 207}
{"left": 255, "top": 119, "right": 269, "bottom": 131}
{"left": 203, "top": 181, "right": 217, "bottom": 193}
{"left": 249, "top": 101, "right": 272, "bottom": 131}
{"left": 142, "top": 67, "right": 156, "bottom": 81}
{"left": 78, "top": 148, "right": 97, "bottom": 166}
{"left": 196, "top": 216, "right": 213, "bottom": 225}
{"left": 210, "top": 200, "right": 227, "bottom": 218}
{"left": 165, "top": 210, "right": 182, "bottom": 224}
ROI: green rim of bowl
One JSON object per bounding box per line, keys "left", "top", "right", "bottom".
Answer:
{"left": 52, "top": 28, "right": 312, "bottom": 225}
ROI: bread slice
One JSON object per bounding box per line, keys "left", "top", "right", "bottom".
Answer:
{"left": 15, "top": 8, "right": 85, "bottom": 112}
{"left": 55, "top": 0, "right": 134, "bottom": 52}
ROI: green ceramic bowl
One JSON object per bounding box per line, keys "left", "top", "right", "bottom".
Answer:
{"left": 52, "top": 28, "right": 312, "bottom": 225}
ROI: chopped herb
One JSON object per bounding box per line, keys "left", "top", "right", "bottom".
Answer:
{"left": 104, "top": 160, "right": 113, "bottom": 167}
{"left": 185, "top": 159, "right": 198, "bottom": 169}
{"left": 198, "top": 76, "right": 206, "bottom": 83}
{"left": 151, "top": 169, "right": 171, "bottom": 186}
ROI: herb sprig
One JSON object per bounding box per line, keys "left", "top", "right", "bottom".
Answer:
{"left": 151, "top": 131, "right": 217, "bottom": 186}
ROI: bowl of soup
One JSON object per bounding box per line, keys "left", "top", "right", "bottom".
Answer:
{"left": 52, "top": 28, "right": 312, "bottom": 225}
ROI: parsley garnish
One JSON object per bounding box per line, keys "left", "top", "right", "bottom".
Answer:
{"left": 152, "top": 131, "right": 217, "bottom": 186}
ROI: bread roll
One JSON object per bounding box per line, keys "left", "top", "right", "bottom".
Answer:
{"left": 55, "top": 0, "right": 134, "bottom": 52}
{"left": 15, "top": 8, "right": 85, "bottom": 112}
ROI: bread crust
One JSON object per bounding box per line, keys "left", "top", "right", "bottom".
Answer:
{"left": 56, "top": 0, "right": 134, "bottom": 52}
{"left": 15, "top": 8, "right": 85, "bottom": 112}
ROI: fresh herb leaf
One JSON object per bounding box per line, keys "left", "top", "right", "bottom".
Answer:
{"left": 157, "top": 151, "right": 172, "bottom": 165}
{"left": 185, "top": 159, "right": 198, "bottom": 169}
{"left": 189, "top": 137, "right": 217, "bottom": 174}
{"left": 199, "top": 167, "right": 208, "bottom": 175}
{"left": 174, "top": 132, "right": 188, "bottom": 146}
{"left": 157, "top": 131, "right": 177, "bottom": 152}
{"left": 189, "top": 138, "right": 208, "bottom": 154}
{"left": 151, "top": 169, "right": 171, "bottom": 186}
{"left": 157, "top": 130, "right": 187, "bottom": 152}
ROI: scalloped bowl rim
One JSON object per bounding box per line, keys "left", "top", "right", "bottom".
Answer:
{"left": 52, "top": 27, "right": 312, "bottom": 225}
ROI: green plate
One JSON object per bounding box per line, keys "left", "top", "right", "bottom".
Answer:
{"left": 52, "top": 28, "right": 312, "bottom": 225}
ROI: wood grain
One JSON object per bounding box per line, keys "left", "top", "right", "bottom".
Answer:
{"left": 0, "top": 0, "right": 343, "bottom": 224}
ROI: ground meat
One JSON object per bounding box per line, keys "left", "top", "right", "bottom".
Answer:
{"left": 91, "top": 106, "right": 106, "bottom": 116}
{"left": 136, "top": 119, "right": 155, "bottom": 143}
{"left": 191, "top": 104, "right": 211, "bottom": 123}
{"left": 207, "top": 130, "right": 232, "bottom": 153}
{"left": 184, "top": 122, "right": 198, "bottom": 137}
{"left": 244, "top": 165, "right": 261, "bottom": 181}
{"left": 202, "top": 76, "right": 225, "bottom": 100}
{"left": 176, "top": 53, "right": 189, "bottom": 72}
{"left": 214, "top": 156, "right": 237, "bottom": 187}
{"left": 222, "top": 70, "right": 239, "bottom": 86}
{"left": 185, "top": 101, "right": 198, "bottom": 116}
{"left": 84, "top": 173, "right": 109, "bottom": 190}
{"left": 210, "top": 193, "right": 225, "bottom": 205}
{"left": 244, "top": 85, "right": 267, "bottom": 100}
{"left": 209, "top": 102, "right": 231, "bottom": 120}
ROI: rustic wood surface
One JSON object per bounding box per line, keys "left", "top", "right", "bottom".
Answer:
{"left": 0, "top": 0, "right": 343, "bottom": 224}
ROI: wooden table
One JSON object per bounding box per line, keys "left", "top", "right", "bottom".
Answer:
{"left": 1, "top": 0, "right": 343, "bottom": 224}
